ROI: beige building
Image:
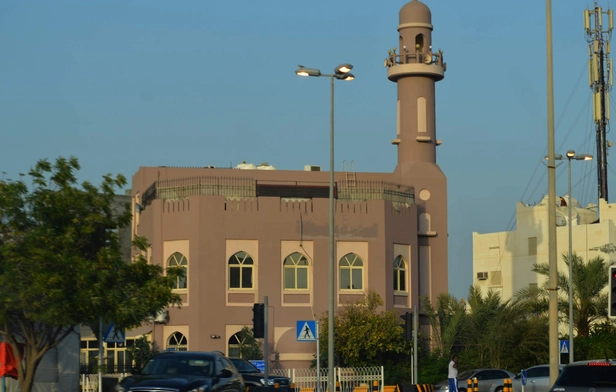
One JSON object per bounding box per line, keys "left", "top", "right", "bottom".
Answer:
{"left": 80, "top": 0, "right": 450, "bottom": 371}
{"left": 473, "top": 196, "right": 616, "bottom": 300}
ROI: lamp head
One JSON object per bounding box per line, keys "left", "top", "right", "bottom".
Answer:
{"left": 566, "top": 150, "right": 576, "bottom": 158}
{"left": 335, "top": 64, "right": 353, "bottom": 74}
{"left": 335, "top": 73, "right": 355, "bottom": 81}
{"left": 578, "top": 154, "right": 593, "bottom": 161}
{"left": 545, "top": 154, "right": 564, "bottom": 160}
{"left": 295, "top": 66, "right": 321, "bottom": 77}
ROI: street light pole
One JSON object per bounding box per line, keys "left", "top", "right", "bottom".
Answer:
{"left": 567, "top": 151, "right": 574, "bottom": 364}
{"left": 564, "top": 150, "right": 592, "bottom": 363}
{"left": 328, "top": 73, "right": 335, "bottom": 392}
{"left": 549, "top": 150, "right": 592, "bottom": 364}
{"left": 295, "top": 64, "right": 354, "bottom": 392}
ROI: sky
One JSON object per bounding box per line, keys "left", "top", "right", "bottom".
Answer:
{"left": 0, "top": 0, "right": 612, "bottom": 299}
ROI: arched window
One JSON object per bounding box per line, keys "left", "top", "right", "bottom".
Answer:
{"left": 167, "top": 252, "right": 187, "bottom": 289}
{"left": 415, "top": 34, "right": 424, "bottom": 52}
{"left": 167, "top": 332, "right": 188, "bottom": 351}
{"left": 229, "top": 251, "right": 254, "bottom": 289}
{"left": 339, "top": 253, "right": 364, "bottom": 291}
{"left": 284, "top": 252, "right": 309, "bottom": 290}
{"left": 394, "top": 255, "right": 407, "bottom": 292}
{"left": 228, "top": 333, "right": 241, "bottom": 358}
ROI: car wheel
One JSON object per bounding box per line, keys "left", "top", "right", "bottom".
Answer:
{"left": 458, "top": 389, "right": 467, "bottom": 392}
{"left": 494, "top": 388, "right": 503, "bottom": 392}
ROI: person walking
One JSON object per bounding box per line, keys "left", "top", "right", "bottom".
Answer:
{"left": 448, "top": 355, "right": 458, "bottom": 392}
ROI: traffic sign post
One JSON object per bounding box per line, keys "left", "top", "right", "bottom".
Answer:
{"left": 558, "top": 340, "right": 569, "bottom": 365}
{"left": 297, "top": 320, "right": 319, "bottom": 391}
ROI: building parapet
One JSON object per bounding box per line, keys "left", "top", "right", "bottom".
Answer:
{"left": 141, "top": 176, "right": 414, "bottom": 206}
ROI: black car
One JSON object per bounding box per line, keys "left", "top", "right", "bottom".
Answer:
{"left": 115, "top": 351, "right": 246, "bottom": 392}
{"left": 228, "top": 357, "right": 290, "bottom": 388}
{"left": 549, "top": 359, "right": 616, "bottom": 391}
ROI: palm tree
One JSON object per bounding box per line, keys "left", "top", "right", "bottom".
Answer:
{"left": 422, "top": 293, "right": 466, "bottom": 357}
{"left": 464, "top": 287, "right": 549, "bottom": 369}
{"left": 515, "top": 253, "right": 613, "bottom": 337}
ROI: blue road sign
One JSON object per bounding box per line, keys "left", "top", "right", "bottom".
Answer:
{"left": 249, "top": 360, "right": 265, "bottom": 372}
{"left": 521, "top": 369, "right": 527, "bottom": 386}
{"left": 296, "top": 320, "right": 317, "bottom": 342}
{"left": 559, "top": 339, "right": 569, "bottom": 354}
{"left": 103, "top": 322, "right": 125, "bottom": 344}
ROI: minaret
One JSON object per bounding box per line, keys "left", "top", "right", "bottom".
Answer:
{"left": 385, "top": 0, "right": 448, "bottom": 301}
{"left": 385, "top": 0, "right": 446, "bottom": 172}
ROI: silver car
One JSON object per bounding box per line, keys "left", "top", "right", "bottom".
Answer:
{"left": 548, "top": 359, "right": 616, "bottom": 391}
{"left": 489, "top": 364, "right": 563, "bottom": 392}
{"left": 434, "top": 368, "right": 516, "bottom": 392}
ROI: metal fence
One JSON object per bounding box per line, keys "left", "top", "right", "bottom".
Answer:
{"left": 141, "top": 175, "right": 414, "bottom": 206}
{"left": 80, "top": 366, "right": 384, "bottom": 392}
{"left": 80, "top": 373, "right": 130, "bottom": 392}
{"left": 337, "top": 180, "right": 414, "bottom": 204}
{"left": 272, "top": 366, "right": 384, "bottom": 392}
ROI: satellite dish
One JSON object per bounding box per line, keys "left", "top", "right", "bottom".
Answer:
{"left": 423, "top": 54, "right": 433, "bottom": 64}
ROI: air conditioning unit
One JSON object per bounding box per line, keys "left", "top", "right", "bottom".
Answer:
{"left": 153, "top": 310, "right": 169, "bottom": 324}
{"left": 304, "top": 165, "right": 321, "bottom": 171}
{"left": 476, "top": 272, "right": 488, "bottom": 281}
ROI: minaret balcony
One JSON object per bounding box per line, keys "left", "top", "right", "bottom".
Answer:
{"left": 387, "top": 63, "right": 444, "bottom": 82}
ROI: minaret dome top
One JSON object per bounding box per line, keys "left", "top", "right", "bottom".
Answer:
{"left": 399, "top": 0, "right": 431, "bottom": 24}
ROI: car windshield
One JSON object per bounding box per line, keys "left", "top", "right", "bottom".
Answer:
{"left": 556, "top": 364, "right": 616, "bottom": 388}
{"left": 230, "top": 358, "right": 260, "bottom": 373}
{"left": 141, "top": 356, "right": 214, "bottom": 377}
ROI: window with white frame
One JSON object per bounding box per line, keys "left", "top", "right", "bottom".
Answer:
{"left": 393, "top": 255, "right": 407, "bottom": 292}
{"left": 167, "top": 252, "right": 187, "bottom": 289}
{"left": 167, "top": 332, "right": 188, "bottom": 351}
{"left": 229, "top": 251, "right": 254, "bottom": 289}
{"left": 339, "top": 253, "right": 364, "bottom": 290}
{"left": 283, "top": 252, "right": 309, "bottom": 290}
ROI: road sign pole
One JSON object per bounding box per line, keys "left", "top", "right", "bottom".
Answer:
{"left": 316, "top": 320, "right": 321, "bottom": 392}
{"left": 98, "top": 316, "right": 103, "bottom": 392}
{"left": 264, "top": 296, "right": 269, "bottom": 387}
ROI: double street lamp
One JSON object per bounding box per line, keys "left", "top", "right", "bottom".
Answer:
{"left": 552, "top": 150, "right": 592, "bottom": 363}
{"left": 295, "top": 64, "right": 355, "bottom": 392}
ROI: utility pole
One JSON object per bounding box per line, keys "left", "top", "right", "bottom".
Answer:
{"left": 546, "top": 0, "right": 559, "bottom": 385}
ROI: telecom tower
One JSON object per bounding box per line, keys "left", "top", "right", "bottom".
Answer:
{"left": 585, "top": 3, "right": 614, "bottom": 202}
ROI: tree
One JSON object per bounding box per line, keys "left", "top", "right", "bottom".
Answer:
{"left": 317, "top": 291, "right": 410, "bottom": 383}
{"left": 463, "top": 287, "right": 548, "bottom": 370}
{"left": 233, "top": 326, "right": 263, "bottom": 360}
{"left": 516, "top": 253, "right": 613, "bottom": 337}
{"left": 422, "top": 293, "right": 466, "bottom": 358}
{"left": 423, "top": 287, "right": 549, "bottom": 377}
{"left": 0, "top": 157, "right": 183, "bottom": 392}
{"left": 126, "top": 336, "right": 160, "bottom": 371}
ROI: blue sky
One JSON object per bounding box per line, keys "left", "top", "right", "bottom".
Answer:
{"left": 0, "top": 0, "right": 611, "bottom": 299}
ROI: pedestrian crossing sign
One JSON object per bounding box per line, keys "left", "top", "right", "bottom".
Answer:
{"left": 559, "top": 339, "right": 569, "bottom": 354}
{"left": 104, "top": 323, "right": 126, "bottom": 344}
{"left": 296, "top": 320, "right": 317, "bottom": 342}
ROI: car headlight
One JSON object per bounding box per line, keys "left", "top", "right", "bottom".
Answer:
{"left": 114, "top": 385, "right": 126, "bottom": 392}
{"left": 188, "top": 387, "right": 207, "bottom": 392}
{"left": 260, "top": 378, "right": 276, "bottom": 386}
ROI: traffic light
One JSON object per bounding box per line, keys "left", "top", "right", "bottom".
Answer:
{"left": 252, "top": 303, "right": 265, "bottom": 338}
{"left": 609, "top": 266, "right": 616, "bottom": 318}
{"left": 400, "top": 311, "right": 413, "bottom": 341}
